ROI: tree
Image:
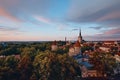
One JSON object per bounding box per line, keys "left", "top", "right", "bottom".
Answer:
{"left": 20, "top": 47, "right": 37, "bottom": 61}
{"left": 0, "top": 56, "right": 20, "bottom": 80}
{"left": 18, "top": 54, "right": 33, "bottom": 80}
{"left": 90, "top": 52, "right": 117, "bottom": 77}
{"left": 33, "top": 51, "right": 81, "bottom": 80}
{"left": 4, "top": 56, "right": 19, "bottom": 68}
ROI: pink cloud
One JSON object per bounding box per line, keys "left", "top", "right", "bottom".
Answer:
{"left": 81, "top": 27, "right": 120, "bottom": 41}
{"left": 0, "top": 35, "right": 64, "bottom": 41}
{"left": 83, "top": 34, "right": 120, "bottom": 41}
{"left": 104, "top": 28, "right": 120, "bottom": 35}
{"left": 0, "top": 7, "right": 21, "bottom": 22}
{"left": 97, "top": 11, "right": 120, "bottom": 21}
{"left": 34, "top": 16, "right": 52, "bottom": 24}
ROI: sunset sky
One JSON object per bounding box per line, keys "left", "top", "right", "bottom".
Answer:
{"left": 0, "top": 0, "right": 120, "bottom": 41}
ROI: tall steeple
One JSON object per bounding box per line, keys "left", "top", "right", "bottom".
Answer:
{"left": 78, "top": 28, "right": 83, "bottom": 43}
{"left": 79, "top": 28, "right": 82, "bottom": 37}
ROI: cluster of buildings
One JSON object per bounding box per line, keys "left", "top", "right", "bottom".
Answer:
{"left": 51, "top": 29, "right": 120, "bottom": 78}
{"left": 0, "top": 29, "right": 120, "bottom": 78}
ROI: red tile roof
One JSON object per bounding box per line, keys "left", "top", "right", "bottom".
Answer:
{"left": 74, "top": 40, "right": 81, "bottom": 47}
{"left": 104, "top": 41, "right": 115, "bottom": 44}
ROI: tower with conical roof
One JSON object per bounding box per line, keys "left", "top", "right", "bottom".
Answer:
{"left": 78, "top": 28, "right": 83, "bottom": 43}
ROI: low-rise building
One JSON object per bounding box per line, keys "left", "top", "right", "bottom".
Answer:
{"left": 51, "top": 41, "right": 58, "bottom": 51}
{"left": 69, "top": 41, "right": 81, "bottom": 56}
{"left": 99, "top": 46, "right": 110, "bottom": 52}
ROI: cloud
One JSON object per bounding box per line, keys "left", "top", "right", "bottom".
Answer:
{"left": 84, "top": 34, "right": 120, "bottom": 41}
{"left": 104, "top": 28, "right": 120, "bottom": 35}
{"left": 83, "top": 27, "right": 120, "bottom": 41}
{"left": 66, "top": 0, "right": 120, "bottom": 27}
{"left": 0, "top": 26, "right": 19, "bottom": 31}
{"left": 0, "top": 0, "right": 53, "bottom": 17}
{"left": 0, "top": 7, "right": 21, "bottom": 22}
{"left": 89, "top": 26, "right": 103, "bottom": 30}
{"left": 33, "top": 15, "right": 70, "bottom": 31}
{"left": 0, "top": 0, "right": 55, "bottom": 24}
{"left": 34, "top": 16, "right": 52, "bottom": 24}
{"left": 97, "top": 11, "right": 120, "bottom": 22}
{"left": 0, "top": 26, "right": 25, "bottom": 36}
{"left": 0, "top": 0, "right": 119, "bottom": 41}
{"left": 65, "top": 0, "right": 120, "bottom": 41}
{"left": 72, "top": 29, "right": 78, "bottom": 31}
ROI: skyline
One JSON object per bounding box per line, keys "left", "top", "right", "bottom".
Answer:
{"left": 0, "top": 0, "right": 120, "bottom": 41}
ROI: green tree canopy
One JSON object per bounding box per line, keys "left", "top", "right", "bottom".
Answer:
{"left": 33, "top": 51, "right": 81, "bottom": 80}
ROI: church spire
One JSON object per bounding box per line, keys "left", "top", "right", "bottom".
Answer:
{"left": 79, "top": 28, "right": 81, "bottom": 37}
{"left": 78, "top": 27, "right": 83, "bottom": 43}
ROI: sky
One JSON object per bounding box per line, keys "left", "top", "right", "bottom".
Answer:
{"left": 0, "top": 0, "right": 120, "bottom": 41}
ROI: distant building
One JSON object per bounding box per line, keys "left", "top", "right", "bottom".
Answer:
{"left": 104, "top": 41, "right": 115, "bottom": 45}
{"left": 113, "top": 53, "right": 120, "bottom": 75}
{"left": 66, "top": 41, "right": 71, "bottom": 46}
{"left": 69, "top": 40, "right": 81, "bottom": 56}
{"left": 51, "top": 41, "right": 58, "bottom": 51}
{"left": 87, "top": 70, "right": 97, "bottom": 77}
{"left": 0, "top": 42, "right": 7, "bottom": 47}
{"left": 74, "top": 40, "right": 81, "bottom": 54}
{"left": 73, "top": 54, "right": 94, "bottom": 78}
{"left": 69, "top": 28, "right": 84, "bottom": 56}
{"left": 99, "top": 46, "right": 110, "bottom": 52}
{"left": 114, "top": 54, "right": 120, "bottom": 62}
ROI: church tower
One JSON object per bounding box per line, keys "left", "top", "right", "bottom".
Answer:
{"left": 78, "top": 28, "right": 83, "bottom": 43}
